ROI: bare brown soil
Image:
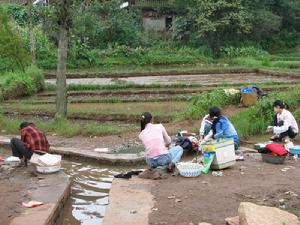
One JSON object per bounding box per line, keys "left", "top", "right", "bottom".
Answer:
{"left": 44, "top": 68, "right": 257, "bottom": 79}
{"left": 149, "top": 156, "right": 300, "bottom": 225}
{"left": 3, "top": 111, "right": 172, "bottom": 123}
{"left": 44, "top": 68, "right": 300, "bottom": 79}
{"left": 36, "top": 85, "right": 292, "bottom": 99}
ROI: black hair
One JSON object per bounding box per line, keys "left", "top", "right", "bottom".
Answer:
{"left": 209, "top": 107, "right": 221, "bottom": 118}
{"left": 273, "top": 100, "right": 288, "bottom": 109}
{"left": 141, "top": 112, "right": 152, "bottom": 131}
{"left": 209, "top": 107, "right": 222, "bottom": 135}
{"left": 20, "top": 122, "right": 33, "bottom": 130}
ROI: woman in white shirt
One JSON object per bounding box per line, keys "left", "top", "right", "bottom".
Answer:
{"left": 270, "top": 100, "right": 298, "bottom": 141}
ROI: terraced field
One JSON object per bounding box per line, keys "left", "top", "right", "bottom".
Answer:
{"left": 4, "top": 69, "right": 300, "bottom": 131}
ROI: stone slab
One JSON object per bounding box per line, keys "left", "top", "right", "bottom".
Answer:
{"left": 239, "top": 202, "right": 300, "bottom": 225}
{"left": 10, "top": 171, "right": 70, "bottom": 225}
{"left": 103, "top": 177, "right": 154, "bottom": 225}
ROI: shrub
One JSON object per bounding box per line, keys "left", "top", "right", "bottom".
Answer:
{"left": 220, "top": 46, "right": 269, "bottom": 58}
{"left": 178, "top": 89, "right": 241, "bottom": 120}
{"left": 0, "top": 66, "right": 44, "bottom": 100}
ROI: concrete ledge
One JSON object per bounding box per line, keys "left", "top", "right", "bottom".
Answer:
{"left": 103, "top": 177, "right": 154, "bottom": 225}
{"left": 9, "top": 171, "right": 70, "bottom": 225}
{"left": 51, "top": 146, "right": 145, "bottom": 165}
{"left": 0, "top": 135, "right": 145, "bottom": 166}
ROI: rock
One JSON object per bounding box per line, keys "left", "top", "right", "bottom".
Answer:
{"left": 198, "top": 223, "right": 213, "bottom": 225}
{"left": 225, "top": 216, "right": 239, "bottom": 225}
{"left": 175, "top": 198, "right": 182, "bottom": 203}
{"left": 239, "top": 202, "right": 300, "bottom": 225}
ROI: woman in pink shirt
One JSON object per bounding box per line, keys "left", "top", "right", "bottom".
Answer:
{"left": 139, "top": 112, "right": 183, "bottom": 172}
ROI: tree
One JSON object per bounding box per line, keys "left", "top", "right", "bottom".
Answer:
{"left": 27, "top": 0, "right": 37, "bottom": 65}
{"left": 54, "top": 0, "right": 73, "bottom": 118}
{"left": 173, "top": 0, "right": 252, "bottom": 55}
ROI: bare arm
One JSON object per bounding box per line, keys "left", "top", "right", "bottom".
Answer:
{"left": 161, "top": 124, "right": 171, "bottom": 146}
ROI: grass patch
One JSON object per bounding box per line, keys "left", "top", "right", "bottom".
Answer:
{"left": 3, "top": 101, "right": 186, "bottom": 117}
{"left": 45, "top": 83, "right": 206, "bottom": 91}
{"left": 0, "top": 116, "right": 136, "bottom": 138}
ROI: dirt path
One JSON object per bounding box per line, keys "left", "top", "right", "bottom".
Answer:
{"left": 149, "top": 156, "right": 300, "bottom": 225}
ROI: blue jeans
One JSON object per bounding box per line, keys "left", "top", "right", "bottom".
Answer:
{"left": 146, "top": 146, "right": 183, "bottom": 168}
{"left": 204, "top": 121, "right": 212, "bottom": 136}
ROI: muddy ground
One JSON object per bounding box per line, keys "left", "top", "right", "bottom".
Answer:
{"left": 0, "top": 165, "right": 38, "bottom": 225}
{"left": 45, "top": 72, "right": 300, "bottom": 86}
{"left": 149, "top": 156, "right": 300, "bottom": 225}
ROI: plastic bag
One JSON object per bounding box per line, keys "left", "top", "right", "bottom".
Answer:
{"left": 202, "top": 152, "right": 215, "bottom": 174}
{"left": 37, "top": 154, "right": 61, "bottom": 166}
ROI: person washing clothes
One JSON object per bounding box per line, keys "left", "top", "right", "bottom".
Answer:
{"left": 202, "top": 107, "right": 240, "bottom": 150}
{"left": 139, "top": 112, "right": 183, "bottom": 172}
{"left": 268, "top": 100, "right": 298, "bottom": 142}
{"left": 199, "top": 114, "right": 214, "bottom": 141}
{"left": 10, "top": 122, "right": 50, "bottom": 166}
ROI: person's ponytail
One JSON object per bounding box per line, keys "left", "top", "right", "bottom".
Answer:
{"left": 141, "top": 112, "right": 152, "bottom": 131}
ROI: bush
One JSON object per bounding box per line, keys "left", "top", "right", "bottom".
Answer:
{"left": 0, "top": 66, "right": 44, "bottom": 100}
{"left": 18, "top": 26, "right": 57, "bottom": 69}
{"left": 220, "top": 47, "right": 269, "bottom": 58}
{"left": 178, "top": 89, "right": 241, "bottom": 120}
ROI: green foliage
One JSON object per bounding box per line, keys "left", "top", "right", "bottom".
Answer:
{"left": 173, "top": 0, "right": 252, "bottom": 55}
{"left": 3, "top": 3, "right": 40, "bottom": 26}
{"left": 46, "top": 82, "right": 203, "bottom": 91}
{"left": 231, "top": 86, "right": 300, "bottom": 138}
{"left": 220, "top": 47, "right": 269, "bottom": 58}
{"left": 178, "top": 89, "right": 241, "bottom": 120}
{"left": 0, "top": 66, "right": 44, "bottom": 100}
{"left": 0, "top": 8, "right": 29, "bottom": 72}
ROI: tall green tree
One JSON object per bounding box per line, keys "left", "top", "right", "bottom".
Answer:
{"left": 174, "top": 0, "right": 252, "bottom": 55}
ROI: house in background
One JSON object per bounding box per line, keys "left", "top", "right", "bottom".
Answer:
{"left": 1, "top": 0, "right": 175, "bottom": 32}
{"left": 129, "top": 0, "right": 175, "bottom": 32}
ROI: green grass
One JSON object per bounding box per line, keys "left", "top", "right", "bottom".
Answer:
{"left": 0, "top": 66, "right": 44, "bottom": 100}
{"left": 0, "top": 116, "right": 137, "bottom": 138}
{"left": 45, "top": 82, "right": 207, "bottom": 91}
{"left": 3, "top": 101, "right": 186, "bottom": 117}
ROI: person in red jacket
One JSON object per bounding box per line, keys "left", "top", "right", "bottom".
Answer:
{"left": 10, "top": 122, "right": 50, "bottom": 162}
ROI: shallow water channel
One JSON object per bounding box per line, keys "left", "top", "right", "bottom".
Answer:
{"left": 56, "top": 160, "right": 140, "bottom": 225}
{"left": 0, "top": 147, "right": 140, "bottom": 225}
{"left": 57, "top": 160, "right": 142, "bottom": 225}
